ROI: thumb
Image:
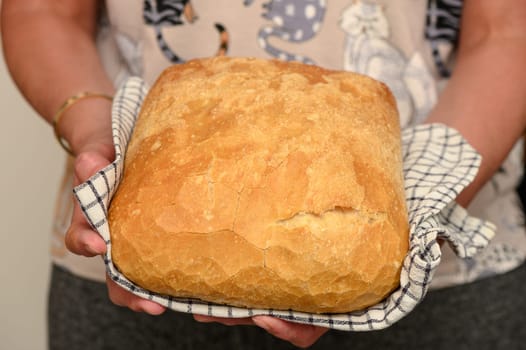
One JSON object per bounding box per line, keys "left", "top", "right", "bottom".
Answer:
{"left": 65, "top": 151, "right": 112, "bottom": 256}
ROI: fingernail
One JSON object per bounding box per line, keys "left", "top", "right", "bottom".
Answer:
{"left": 88, "top": 242, "right": 106, "bottom": 255}
{"left": 85, "top": 244, "right": 101, "bottom": 255}
{"left": 143, "top": 302, "right": 166, "bottom": 315}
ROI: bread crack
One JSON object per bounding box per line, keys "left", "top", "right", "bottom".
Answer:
{"left": 275, "top": 207, "right": 353, "bottom": 223}
{"left": 266, "top": 145, "right": 300, "bottom": 170}
{"left": 232, "top": 185, "right": 244, "bottom": 231}
{"left": 275, "top": 207, "right": 385, "bottom": 228}
{"left": 205, "top": 161, "right": 215, "bottom": 221}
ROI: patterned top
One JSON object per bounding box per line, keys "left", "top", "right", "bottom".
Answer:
{"left": 51, "top": 0, "right": 526, "bottom": 289}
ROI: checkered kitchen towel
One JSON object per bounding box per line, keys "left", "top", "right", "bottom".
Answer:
{"left": 73, "top": 77, "right": 495, "bottom": 331}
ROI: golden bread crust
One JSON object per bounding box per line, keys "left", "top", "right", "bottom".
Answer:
{"left": 108, "top": 57, "right": 409, "bottom": 313}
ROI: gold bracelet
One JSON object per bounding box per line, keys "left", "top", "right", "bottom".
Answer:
{"left": 52, "top": 92, "right": 113, "bottom": 156}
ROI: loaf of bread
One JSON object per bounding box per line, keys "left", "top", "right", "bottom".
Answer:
{"left": 108, "top": 57, "right": 409, "bottom": 314}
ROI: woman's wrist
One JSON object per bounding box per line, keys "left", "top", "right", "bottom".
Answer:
{"left": 55, "top": 95, "right": 114, "bottom": 158}
{"left": 53, "top": 92, "right": 113, "bottom": 156}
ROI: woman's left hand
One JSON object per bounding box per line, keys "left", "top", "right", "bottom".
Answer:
{"left": 194, "top": 314, "right": 328, "bottom": 348}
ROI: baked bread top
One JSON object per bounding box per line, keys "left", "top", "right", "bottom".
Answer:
{"left": 108, "top": 57, "right": 409, "bottom": 313}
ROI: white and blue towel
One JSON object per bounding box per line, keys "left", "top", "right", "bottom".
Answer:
{"left": 74, "top": 77, "right": 495, "bottom": 331}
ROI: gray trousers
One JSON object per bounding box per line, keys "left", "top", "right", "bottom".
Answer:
{"left": 48, "top": 262, "right": 526, "bottom": 350}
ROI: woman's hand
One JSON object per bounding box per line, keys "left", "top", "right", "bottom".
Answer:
{"left": 194, "top": 315, "right": 328, "bottom": 348}
{"left": 66, "top": 144, "right": 166, "bottom": 316}
{"left": 62, "top": 101, "right": 166, "bottom": 316}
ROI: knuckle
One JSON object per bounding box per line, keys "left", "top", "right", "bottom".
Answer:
{"left": 107, "top": 279, "right": 143, "bottom": 312}
{"left": 107, "top": 287, "right": 125, "bottom": 307}
{"left": 64, "top": 227, "right": 78, "bottom": 252}
{"left": 128, "top": 300, "right": 144, "bottom": 313}
{"left": 64, "top": 226, "right": 94, "bottom": 256}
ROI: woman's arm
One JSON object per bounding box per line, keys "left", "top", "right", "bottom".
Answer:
{"left": 427, "top": 0, "right": 526, "bottom": 207}
{"left": 1, "top": 0, "right": 114, "bottom": 155}
{"left": 1, "top": 0, "right": 165, "bottom": 315}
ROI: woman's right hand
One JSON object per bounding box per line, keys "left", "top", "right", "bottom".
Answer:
{"left": 66, "top": 146, "right": 166, "bottom": 316}
{"left": 62, "top": 100, "right": 166, "bottom": 316}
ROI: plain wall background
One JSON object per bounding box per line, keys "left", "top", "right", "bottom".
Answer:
{"left": 0, "top": 16, "right": 63, "bottom": 349}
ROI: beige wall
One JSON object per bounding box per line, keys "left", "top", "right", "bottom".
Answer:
{"left": 0, "top": 15, "right": 63, "bottom": 350}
